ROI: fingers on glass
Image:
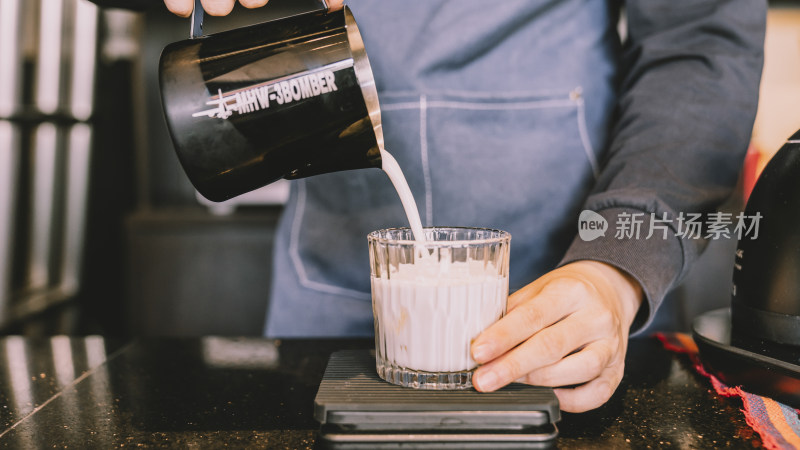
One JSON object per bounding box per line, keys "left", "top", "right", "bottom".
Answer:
{"left": 518, "top": 340, "right": 615, "bottom": 387}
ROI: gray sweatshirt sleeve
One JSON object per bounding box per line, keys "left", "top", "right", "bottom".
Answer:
{"left": 559, "top": 0, "right": 766, "bottom": 332}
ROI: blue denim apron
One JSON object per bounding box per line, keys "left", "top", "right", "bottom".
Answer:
{"left": 265, "top": 0, "right": 620, "bottom": 337}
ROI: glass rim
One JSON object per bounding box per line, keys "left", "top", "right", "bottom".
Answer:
{"left": 367, "top": 226, "right": 511, "bottom": 247}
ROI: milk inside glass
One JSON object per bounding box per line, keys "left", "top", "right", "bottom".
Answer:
{"left": 368, "top": 227, "right": 510, "bottom": 390}
{"left": 373, "top": 259, "right": 507, "bottom": 372}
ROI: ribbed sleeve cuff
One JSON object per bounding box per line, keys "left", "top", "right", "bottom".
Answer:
{"left": 558, "top": 207, "right": 685, "bottom": 334}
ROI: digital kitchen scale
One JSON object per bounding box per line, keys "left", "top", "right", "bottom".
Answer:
{"left": 313, "top": 350, "right": 560, "bottom": 449}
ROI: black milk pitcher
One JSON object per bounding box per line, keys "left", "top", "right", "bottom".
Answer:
{"left": 159, "top": 1, "right": 383, "bottom": 201}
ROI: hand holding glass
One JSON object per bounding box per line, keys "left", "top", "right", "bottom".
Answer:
{"left": 368, "top": 227, "right": 511, "bottom": 390}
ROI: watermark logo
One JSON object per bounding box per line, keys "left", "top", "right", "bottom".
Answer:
{"left": 578, "top": 210, "right": 762, "bottom": 241}
{"left": 578, "top": 210, "right": 608, "bottom": 241}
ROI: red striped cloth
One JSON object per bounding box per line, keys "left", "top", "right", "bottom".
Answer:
{"left": 655, "top": 333, "right": 800, "bottom": 450}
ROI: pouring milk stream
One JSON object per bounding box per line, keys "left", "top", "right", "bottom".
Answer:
{"left": 378, "top": 149, "right": 426, "bottom": 243}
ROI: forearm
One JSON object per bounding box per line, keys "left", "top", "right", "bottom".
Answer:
{"left": 561, "top": 0, "right": 766, "bottom": 332}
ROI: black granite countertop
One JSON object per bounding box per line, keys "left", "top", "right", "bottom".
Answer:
{"left": 0, "top": 336, "right": 761, "bottom": 448}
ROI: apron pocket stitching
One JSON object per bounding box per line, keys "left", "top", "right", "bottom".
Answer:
{"left": 289, "top": 179, "right": 371, "bottom": 300}
{"left": 287, "top": 90, "right": 590, "bottom": 300}
{"left": 381, "top": 102, "right": 421, "bottom": 111}
{"left": 381, "top": 88, "right": 576, "bottom": 100}
{"left": 426, "top": 99, "right": 575, "bottom": 110}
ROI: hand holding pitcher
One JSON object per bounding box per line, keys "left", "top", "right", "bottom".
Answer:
{"left": 164, "top": 0, "right": 344, "bottom": 16}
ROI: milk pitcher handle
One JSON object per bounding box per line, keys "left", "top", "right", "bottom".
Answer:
{"left": 190, "top": 0, "right": 330, "bottom": 39}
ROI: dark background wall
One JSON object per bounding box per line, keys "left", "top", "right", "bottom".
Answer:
{"left": 64, "top": 0, "right": 320, "bottom": 336}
